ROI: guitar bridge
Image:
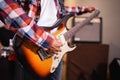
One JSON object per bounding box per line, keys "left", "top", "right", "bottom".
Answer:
{"left": 37, "top": 48, "right": 52, "bottom": 61}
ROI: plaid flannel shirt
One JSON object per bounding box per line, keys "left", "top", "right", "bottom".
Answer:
{"left": 0, "top": 0, "right": 87, "bottom": 49}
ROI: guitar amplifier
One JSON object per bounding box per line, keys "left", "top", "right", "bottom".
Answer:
{"left": 72, "top": 17, "right": 102, "bottom": 43}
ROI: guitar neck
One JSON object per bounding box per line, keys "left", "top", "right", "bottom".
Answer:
{"left": 64, "top": 10, "right": 100, "bottom": 41}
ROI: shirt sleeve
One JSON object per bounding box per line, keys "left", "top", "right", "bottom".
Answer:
{"left": 0, "top": 0, "right": 54, "bottom": 50}
{"left": 65, "top": 6, "right": 88, "bottom": 16}
{"left": 28, "top": 0, "right": 38, "bottom": 19}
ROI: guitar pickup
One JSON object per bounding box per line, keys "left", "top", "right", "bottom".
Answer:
{"left": 37, "top": 48, "right": 52, "bottom": 61}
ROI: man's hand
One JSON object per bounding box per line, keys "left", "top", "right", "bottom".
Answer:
{"left": 85, "top": 6, "right": 96, "bottom": 12}
{"left": 49, "top": 37, "right": 63, "bottom": 54}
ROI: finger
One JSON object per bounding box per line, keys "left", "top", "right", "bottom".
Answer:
{"left": 52, "top": 46, "right": 61, "bottom": 53}
{"left": 49, "top": 46, "right": 61, "bottom": 54}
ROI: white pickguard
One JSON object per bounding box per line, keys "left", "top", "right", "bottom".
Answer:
{"left": 50, "top": 28, "right": 76, "bottom": 73}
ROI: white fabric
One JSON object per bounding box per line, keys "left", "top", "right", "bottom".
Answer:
{"left": 37, "top": 0, "right": 57, "bottom": 27}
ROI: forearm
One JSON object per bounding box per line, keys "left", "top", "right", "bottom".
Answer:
{"left": 0, "top": 0, "right": 53, "bottom": 49}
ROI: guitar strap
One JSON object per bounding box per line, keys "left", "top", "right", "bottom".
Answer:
{"left": 58, "top": 0, "right": 66, "bottom": 16}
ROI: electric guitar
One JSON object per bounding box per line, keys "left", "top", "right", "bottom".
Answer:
{"left": 15, "top": 10, "right": 100, "bottom": 77}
